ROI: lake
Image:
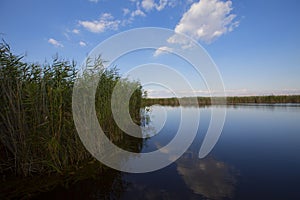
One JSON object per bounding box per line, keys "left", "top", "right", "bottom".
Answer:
{"left": 36, "top": 105, "right": 300, "bottom": 200}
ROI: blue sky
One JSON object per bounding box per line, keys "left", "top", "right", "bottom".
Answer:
{"left": 1, "top": 0, "right": 300, "bottom": 97}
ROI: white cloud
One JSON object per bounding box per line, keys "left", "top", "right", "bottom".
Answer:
{"left": 130, "top": 1, "right": 147, "bottom": 20}
{"left": 153, "top": 46, "right": 173, "bottom": 57}
{"left": 131, "top": 9, "right": 146, "bottom": 17}
{"left": 142, "top": 0, "right": 155, "bottom": 11}
{"left": 141, "top": 0, "right": 169, "bottom": 12}
{"left": 123, "top": 8, "right": 130, "bottom": 16}
{"left": 88, "top": 0, "right": 99, "bottom": 3}
{"left": 156, "top": 0, "right": 168, "bottom": 11}
{"left": 172, "top": 0, "right": 239, "bottom": 43}
{"left": 167, "top": 33, "right": 195, "bottom": 49}
{"left": 127, "top": 0, "right": 171, "bottom": 23}
{"left": 79, "top": 41, "right": 87, "bottom": 47}
{"left": 79, "top": 13, "right": 120, "bottom": 33}
{"left": 48, "top": 38, "right": 63, "bottom": 47}
{"left": 72, "top": 29, "right": 80, "bottom": 34}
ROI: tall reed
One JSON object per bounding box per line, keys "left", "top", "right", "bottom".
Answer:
{"left": 0, "top": 41, "right": 143, "bottom": 177}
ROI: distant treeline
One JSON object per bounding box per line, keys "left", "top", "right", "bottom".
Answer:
{"left": 143, "top": 95, "right": 300, "bottom": 106}
{"left": 0, "top": 41, "right": 143, "bottom": 177}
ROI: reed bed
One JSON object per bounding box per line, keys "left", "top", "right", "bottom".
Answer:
{"left": 0, "top": 41, "right": 143, "bottom": 177}
{"left": 143, "top": 95, "right": 300, "bottom": 107}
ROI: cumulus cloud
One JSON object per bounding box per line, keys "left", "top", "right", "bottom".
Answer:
{"left": 172, "top": 0, "right": 239, "bottom": 43}
{"left": 48, "top": 38, "right": 63, "bottom": 47}
{"left": 88, "top": 0, "right": 99, "bottom": 3}
{"left": 123, "top": 8, "right": 131, "bottom": 16}
{"left": 130, "top": 1, "right": 146, "bottom": 19}
{"left": 167, "top": 33, "right": 195, "bottom": 49}
{"left": 131, "top": 9, "right": 146, "bottom": 17}
{"left": 141, "top": 0, "right": 155, "bottom": 11}
{"left": 127, "top": 0, "right": 172, "bottom": 23}
{"left": 79, "top": 41, "right": 87, "bottom": 47}
{"left": 153, "top": 46, "right": 173, "bottom": 57}
{"left": 141, "top": 0, "right": 169, "bottom": 11}
{"left": 72, "top": 29, "right": 80, "bottom": 34}
{"left": 79, "top": 13, "right": 120, "bottom": 33}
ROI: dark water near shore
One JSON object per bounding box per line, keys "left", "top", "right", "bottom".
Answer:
{"left": 37, "top": 105, "right": 300, "bottom": 200}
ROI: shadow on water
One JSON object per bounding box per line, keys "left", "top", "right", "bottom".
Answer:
{"left": 32, "top": 167, "right": 128, "bottom": 200}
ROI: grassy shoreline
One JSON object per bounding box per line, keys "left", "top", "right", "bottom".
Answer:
{"left": 142, "top": 95, "right": 300, "bottom": 107}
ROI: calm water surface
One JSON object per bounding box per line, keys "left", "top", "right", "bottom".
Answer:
{"left": 38, "top": 105, "right": 300, "bottom": 200}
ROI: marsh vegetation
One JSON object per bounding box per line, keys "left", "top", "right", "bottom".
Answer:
{"left": 0, "top": 41, "right": 143, "bottom": 181}
{"left": 143, "top": 95, "right": 300, "bottom": 107}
